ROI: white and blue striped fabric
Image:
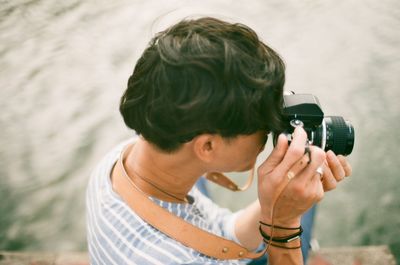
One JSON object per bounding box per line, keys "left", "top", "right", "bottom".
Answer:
{"left": 86, "top": 140, "right": 248, "bottom": 265}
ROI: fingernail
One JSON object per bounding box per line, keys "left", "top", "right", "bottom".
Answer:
{"left": 294, "top": 126, "right": 302, "bottom": 133}
{"left": 327, "top": 150, "right": 335, "bottom": 160}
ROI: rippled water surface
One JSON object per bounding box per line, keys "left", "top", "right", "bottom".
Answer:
{"left": 1, "top": 0, "right": 399, "bottom": 258}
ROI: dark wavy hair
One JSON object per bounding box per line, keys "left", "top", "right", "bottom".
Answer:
{"left": 120, "top": 17, "right": 285, "bottom": 152}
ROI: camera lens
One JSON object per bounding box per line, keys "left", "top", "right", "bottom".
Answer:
{"left": 319, "top": 116, "right": 355, "bottom": 155}
{"left": 272, "top": 116, "right": 355, "bottom": 156}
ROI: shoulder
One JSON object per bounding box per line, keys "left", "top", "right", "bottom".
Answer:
{"left": 86, "top": 139, "right": 242, "bottom": 264}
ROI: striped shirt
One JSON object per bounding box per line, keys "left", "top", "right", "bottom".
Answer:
{"left": 86, "top": 140, "right": 250, "bottom": 265}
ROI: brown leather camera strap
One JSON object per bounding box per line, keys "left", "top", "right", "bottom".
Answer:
{"left": 112, "top": 145, "right": 266, "bottom": 260}
{"left": 205, "top": 170, "right": 254, "bottom": 192}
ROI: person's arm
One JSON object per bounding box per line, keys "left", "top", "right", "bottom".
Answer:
{"left": 235, "top": 200, "right": 305, "bottom": 263}
{"left": 234, "top": 200, "right": 263, "bottom": 250}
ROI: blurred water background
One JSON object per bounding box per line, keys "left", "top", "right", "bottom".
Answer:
{"left": 1, "top": 0, "right": 399, "bottom": 261}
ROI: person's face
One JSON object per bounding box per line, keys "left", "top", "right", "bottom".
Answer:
{"left": 214, "top": 131, "right": 269, "bottom": 173}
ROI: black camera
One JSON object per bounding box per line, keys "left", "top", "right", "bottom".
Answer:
{"left": 273, "top": 92, "right": 355, "bottom": 156}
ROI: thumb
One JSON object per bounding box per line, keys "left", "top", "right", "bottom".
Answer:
{"left": 258, "top": 133, "right": 288, "bottom": 175}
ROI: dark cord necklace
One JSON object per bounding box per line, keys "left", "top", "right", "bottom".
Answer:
{"left": 121, "top": 158, "right": 189, "bottom": 203}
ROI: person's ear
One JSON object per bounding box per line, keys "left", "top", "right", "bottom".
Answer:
{"left": 192, "top": 134, "right": 220, "bottom": 163}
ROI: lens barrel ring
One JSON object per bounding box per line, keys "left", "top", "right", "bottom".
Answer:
{"left": 325, "top": 116, "right": 353, "bottom": 155}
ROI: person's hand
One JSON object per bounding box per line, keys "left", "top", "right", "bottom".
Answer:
{"left": 319, "top": 150, "right": 352, "bottom": 191}
{"left": 257, "top": 127, "right": 326, "bottom": 227}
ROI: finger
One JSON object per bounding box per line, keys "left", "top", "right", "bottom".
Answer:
{"left": 312, "top": 172, "right": 325, "bottom": 202}
{"left": 326, "top": 150, "right": 345, "bottom": 181}
{"left": 258, "top": 133, "right": 288, "bottom": 175}
{"left": 274, "top": 127, "right": 308, "bottom": 175}
{"left": 302, "top": 168, "right": 325, "bottom": 203}
{"left": 285, "top": 153, "right": 311, "bottom": 181}
{"left": 296, "top": 146, "right": 326, "bottom": 181}
{"left": 337, "top": 155, "right": 352, "bottom": 177}
{"left": 321, "top": 161, "right": 337, "bottom": 191}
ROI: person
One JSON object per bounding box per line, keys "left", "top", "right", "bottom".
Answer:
{"left": 86, "top": 17, "right": 352, "bottom": 265}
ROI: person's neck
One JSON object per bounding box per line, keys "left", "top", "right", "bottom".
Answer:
{"left": 123, "top": 138, "right": 204, "bottom": 203}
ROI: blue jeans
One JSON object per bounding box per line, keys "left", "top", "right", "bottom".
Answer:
{"left": 195, "top": 177, "right": 316, "bottom": 265}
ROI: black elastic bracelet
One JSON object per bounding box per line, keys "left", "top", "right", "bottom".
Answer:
{"left": 259, "top": 225, "right": 303, "bottom": 243}
{"left": 264, "top": 239, "right": 302, "bottom": 249}
{"left": 259, "top": 221, "right": 301, "bottom": 230}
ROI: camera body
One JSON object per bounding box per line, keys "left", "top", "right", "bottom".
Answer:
{"left": 275, "top": 92, "right": 355, "bottom": 156}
